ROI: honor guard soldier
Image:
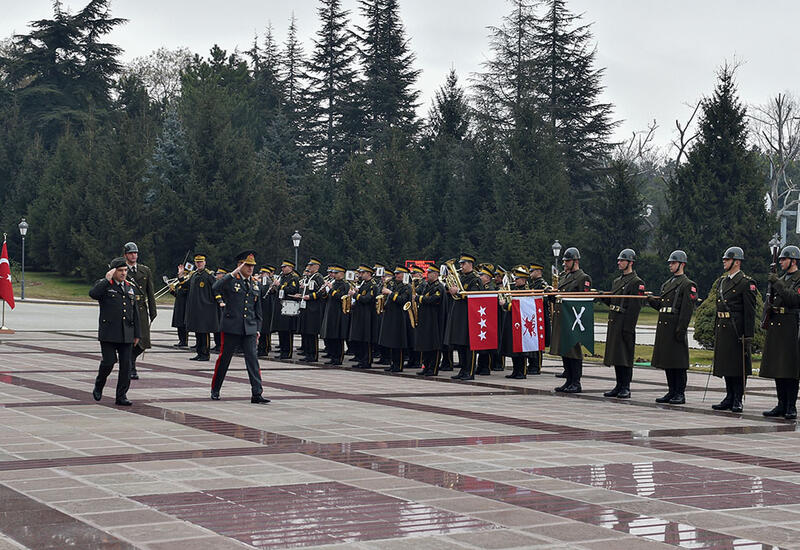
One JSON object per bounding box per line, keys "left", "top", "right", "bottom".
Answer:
{"left": 550, "top": 247, "right": 592, "bottom": 393}
{"left": 89, "top": 258, "right": 140, "bottom": 406}
{"left": 320, "top": 264, "right": 350, "bottom": 365}
{"left": 475, "top": 264, "right": 499, "bottom": 375}
{"left": 185, "top": 254, "right": 219, "bottom": 361}
{"left": 648, "top": 250, "right": 697, "bottom": 405}
{"left": 415, "top": 265, "right": 446, "bottom": 376}
{"left": 270, "top": 260, "right": 300, "bottom": 359}
{"left": 298, "top": 258, "right": 327, "bottom": 362}
{"left": 349, "top": 265, "right": 380, "bottom": 368}
{"left": 444, "top": 253, "right": 482, "bottom": 380}
{"left": 500, "top": 266, "right": 532, "bottom": 379}
{"left": 212, "top": 268, "right": 227, "bottom": 351}
{"left": 170, "top": 264, "right": 190, "bottom": 347}
{"left": 123, "top": 242, "right": 156, "bottom": 380}
{"left": 527, "top": 262, "right": 550, "bottom": 375}
{"left": 760, "top": 245, "right": 800, "bottom": 419}
{"left": 710, "top": 247, "right": 756, "bottom": 413}
{"left": 602, "top": 249, "right": 646, "bottom": 399}
{"left": 210, "top": 251, "right": 270, "bottom": 404}
{"left": 256, "top": 265, "right": 275, "bottom": 357}
{"left": 378, "top": 266, "right": 412, "bottom": 372}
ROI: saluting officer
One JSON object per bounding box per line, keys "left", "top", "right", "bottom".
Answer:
{"left": 89, "top": 257, "right": 140, "bottom": 406}
{"left": 378, "top": 266, "right": 411, "bottom": 372}
{"left": 444, "top": 253, "right": 482, "bottom": 380}
{"left": 210, "top": 251, "right": 270, "bottom": 404}
{"left": 123, "top": 242, "right": 156, "bottom": 380}
{"left": 527, "top": 262, "right": 550, "bottom": 375}
{"left": 320, "top": 264, "right": 350, "bottom": 365}
{"left": 169, "top": 264, "right": 190, "bottom": 348}
{"left": 185, "top": 254, "right": 219, "bottom": 361}
{"left": 349, "top": 265, "right": 380, "bottom": 368}
{"left": 648, "top": 250, "right": 697, "bottom": 405}
{"left": 415, "top": 265, "right": 446, "bottom": 376}
{"left": 760, "top": 245, "right": 800, "bottom": 419}
{"left": 710, "top": 247, "right": 757, "bottom": 413}
{"left": 298, "top": 258, "right": 327, "bottom": 362}
{"left": 602, "top": 249, "right": 646, "bottom": 399}
{"left": 550, "top": 247, "right": 592, "bottom": 393}
{"left": 270, "top": 260, "right": 300, "bottom": 359}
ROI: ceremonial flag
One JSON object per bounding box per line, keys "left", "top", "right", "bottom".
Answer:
{"left": 511, "top": 296, "right": 546, "bottom": 353}
{"left": 560, "top": 298, "right": 593, "bottom": 355}
{"left": 0, "top": 239, "right": 14, "bottom": 309}
{"left": 467, "top": 294, "right": 497, "bottom": 350}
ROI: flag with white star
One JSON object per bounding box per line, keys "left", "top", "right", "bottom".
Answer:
{"left": 467, "top": 294, "right": 498, "bottom": 350}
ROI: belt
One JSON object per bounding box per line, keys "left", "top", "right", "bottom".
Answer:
{"left": 717, "top": 312, "right": 730, "bottom": 318}
{"left": 609, "top": 305, "right": 622, "bottom": 312}
{"left": 659, "top": 307, "right": 673, "bottom": 313}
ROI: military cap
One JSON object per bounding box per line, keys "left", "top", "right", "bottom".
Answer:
{"left": 410, "top": 265, "right": 424, "bottom": 273}
{"left": 357, "top": 265, "right": 374, "bottom": 273}
{"left": 193, "top": 254, "right": 207, "bottom": 262}
{"left": 427, "top": 265, "right": 440, "bottom": 274}
{"left": 529, "top": 262, "right": 544, "bottom": 271}
{"left": 262, "top": 264, "right": 275, "bottom": 273}
{"left": 476, "top": 265, "right": 493, "bottom": 277}
{"left": 512, "top": 266, "right": 530, "bottom": 279}
{"left": 259, "top": 267, "right": 271, "bottom": 273}
{"left": 236, "top": 250, "right": 257, "bottom": 265}
{"left": 281, "top": 259, "right": 295, "bottom": 269}
{"left": 307, "top": 257, "right": 322, "bottom": 266}
{"left": 216, "top": 268, "right": 228, "bottom": 274}
{"left": 459, "top": 253, "right": 476, "bottom": 264}
{"left": 329, "top": 264, "right": 345, "bottom": 273}
{"left": 109, "top": 257, "right": 127, "bottom": 269}
{"left": 395, "top": 266, "right": 410, "bottom": 274}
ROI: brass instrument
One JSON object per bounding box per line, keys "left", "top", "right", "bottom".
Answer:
{"left": 403, "top": 278, "right": 419, "bottom": 327}
{"left": 341, "top": 280, "right": 358, "bottom": 314}
{"left": 374, "top": 277, "right": 386, "bottom": 314}
{"left": 443, "top": 259, "right": 464, "bottom": 300}
{"left": 154, "top": 270, "right": 194, "bottom": 300}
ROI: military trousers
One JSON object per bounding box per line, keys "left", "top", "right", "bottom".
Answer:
{"left": 96, "top": 341, "right": 132, "bottom": 400}
{"left": 211, "top": 333, "right": 263, "bottom": 397}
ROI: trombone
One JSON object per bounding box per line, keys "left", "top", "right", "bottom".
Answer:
{"left": 154, "top": 268, "right": 194, "bottom": 300}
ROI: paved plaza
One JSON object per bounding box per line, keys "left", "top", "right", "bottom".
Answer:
{"left": 1, "top": 324, "right": 799, "bottom": 549}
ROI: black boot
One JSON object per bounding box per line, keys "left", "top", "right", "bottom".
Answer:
{"left": 656, "top": 369, "right": 674, "bottom": 403}
{"left": 712, "top": 377, "right": 733, "bottom": 410}
{"left": 604, "top": 366, "right": 622, "bottom": 397}
{"left": 730, "top": 377, "right": 743, "bottom": 413}
{"left": 563, "top": 360, "right": 582, "bottom": 393}
{"left": 617, "top": 367, "right": 632, "bottom": 398}
{"left": 785, "top": 379, "right": 798, "bottom": 420}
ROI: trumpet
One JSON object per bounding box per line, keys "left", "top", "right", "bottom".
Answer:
{"left": 154, "top": 271, "right": 193, "bottom": 300}
{"left": 442, "top": 259, "right": 464, "bottom": 300}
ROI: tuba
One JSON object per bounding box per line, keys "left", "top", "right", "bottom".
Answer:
{"left": 442, "top": 259, "right": 464, "bottom": 300}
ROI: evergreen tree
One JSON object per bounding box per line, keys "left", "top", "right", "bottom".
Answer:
{"left": 280, "top": 14, "right": 307, "bottom": 121}
{"left": 426, "top": 69, "right": 470, "bottom": 142}
{"left": 662, "top": 64, "right": 774, "bottom": 295}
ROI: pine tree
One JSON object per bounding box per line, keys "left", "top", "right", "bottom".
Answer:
{"left": 357, "top": 0, "right": 421, "bottom": 147}
{"left": 281, "top": 14, "right": 307, "bottom": 120}
{"left": 305, "top": 0, "right": 361, "bottom": 175}
{"left": 426, "top": 69, "right": 470, "bottom": 142}
{"left": 530, "top": 0, "right": 615, "bottom": 190}
{"left": 662, "top": 64, "right": 774, "bottom": 294}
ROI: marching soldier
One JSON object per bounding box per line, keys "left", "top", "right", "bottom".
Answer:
{"left": 602, "top": 249, "right": 646, "bottom": 399}
{"left": 551, "top": 247, "right": 592, "bottom": 393}
{"left": 349, "top": 265, "right": 379, "bottom": 368}
{"left": 527, "top": 262, "right": 549, "bottom": 375}
{"left": 476, "top": 264, "right": 499, "bottom": 375}
{"left": 500, "top": 266, "right": 532, "bottom": 379}
{"left": 270, "top": 260, "right": 300, "bottom": 359}
{"left": 320, "top": 264, "right": 350, "bottom": 365}
{"left": 710, "top": 247, "right": 756, "bottom": 413}
{"left": 647, "top": 250, "right": 697, "bottom": 405}
{"left": 123, "top": 242, "right": 156, "bottom": 380}
{"left": 89, "top": 257, "right": 140, "bottom": 406}
{"left": 444, "top": 253, "right": 482, "bottom": 380}
{"left": 210, "top": 251, "right": 270, "bottom": 404}
{"left": 760, "top": 245, "right": 800, "bottom": 419}
{"left": 415, "top": 265, "right": 446, "bottom": 376}
{"left": 298, "top": 258, "right": 327, "bottom": 362}
{"left": 378, "top": 266, "right": 411, "bottom": 372}
{"left": 212, "top": 268, "right": 227, "bottom": 352}
{"left": 185, "top": 254, "right": 219, "bottom": 361}
{"left": 169, "top": 264, "right": 190, "bottom": 348}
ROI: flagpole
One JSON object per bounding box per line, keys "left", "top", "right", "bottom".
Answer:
{"left": 0, "top": 300, "right": 12, "bottom": 334}
{"left": 459, "top": 290, "right": 652, "bottom": 299}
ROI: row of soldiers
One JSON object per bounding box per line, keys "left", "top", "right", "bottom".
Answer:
{"left": 158, "top": 244, "right": 800, "bottom": 418}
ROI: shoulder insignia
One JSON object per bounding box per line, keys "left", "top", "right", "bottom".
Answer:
{"left": 749, "top": 283, "right": 756, "bottom": 291}
{"left": 638, "top": 284, "right": 645, "bottom": 290}
{"left": 691, "top": 286, "right": 696, "bottom": 293}
{"left": 584, "top": 280, "right": 590, "bottom": 288}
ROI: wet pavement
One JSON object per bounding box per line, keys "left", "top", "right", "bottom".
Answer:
{"left": 0, "top": 327, "right": 797, "bottom": 549}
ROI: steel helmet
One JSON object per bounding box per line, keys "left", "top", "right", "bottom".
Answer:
{"left": 778, "top": 246, "right": 800, "bottom": 260}
{"left": 617, "top": 248, "right": 636, "bottom": 262}
{"left": 562, "top": 247, "right": 580, "bottom": 260}
{"left": 667, "top": 250, "right": 687, "bottom": 263}
{"left": 722, "top": 247, "right": 744, "bottom": 261}
{"left": 123, "top": 242, "right": 139, "bottom": 254}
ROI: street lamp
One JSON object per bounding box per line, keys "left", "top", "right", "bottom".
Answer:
{"left": 551, "top": 239, "right": 562, "bottom": 286}
{"left": 18, "top": 218, "right": 28, "bottom": 301}
{"left": 291, "top": 230, "right": 301, "bottom": 268}
{"left": 769, "top": 233, "right": 781, "bottom": 257}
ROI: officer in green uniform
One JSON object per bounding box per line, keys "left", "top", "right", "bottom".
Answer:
{"left": 647, "top": 250, "right": 697, "bottom": 405}
{"left": 299, "top": 258, "right": 327, "bottom": 362}
{"left": 602, "top": 249, "right": 646, "bottom": 399}
{"left": 500, "top": 266, "right": 532, "bottom": 379}
{"left": 445, "top": 253, "right": 482, "bottom": 380}
{"left": 760, "top": 245, "right": 800, "bottom": 419}
{"left": 185, "top": 254, "right": 219, "bottom": 362}
{"left": 415, "top": 265, "right": 446, "bottom": 376}
{"left": 527, "top": 262, "right": 550, "bottom": 375}
{"left": 269, "top": 260, "right": 300, "bottom": 359}
{"left": 123, "top": 242, "right": 156, "bottom": 380}
{"left": 551, "top": 247, "right": 592, "bottom": 393}
{"left": 710, "top": 247, "right": 757, "bottom": 413}
{"left": 349, "top": 265, "right": 379, "bottom": 368}
{"left": 378, "top": 266, "right": 411, "bottom": 372}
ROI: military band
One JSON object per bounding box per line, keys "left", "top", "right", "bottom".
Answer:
{"left": 103, "top": 239, "right": 800, "bottom": 422}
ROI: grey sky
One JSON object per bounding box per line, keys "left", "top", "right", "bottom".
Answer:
{"left": 4, "top": 0, "right": 800, "bottom": 149}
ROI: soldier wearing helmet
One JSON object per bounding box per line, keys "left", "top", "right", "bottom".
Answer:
{"left": 601, "top": 249, "right": 646, "bottom": 399}
{"left": 123, "top": 242, "right": 157, "bottom": 380}
{"left": 710, "top": 247, "right": 756, "bottom": 414}
{"left": 760, "top": 245, "right": 800, "bottom": 419}
{"left": 647, "top": 250, "right": 697, "bottom": 405}
{"left": 550, "top": 247, "right": 592, "bottom": 393}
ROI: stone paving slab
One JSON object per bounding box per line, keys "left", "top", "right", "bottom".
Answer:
{"left": 1, "top": 328, "right": 798, "bottom": 549}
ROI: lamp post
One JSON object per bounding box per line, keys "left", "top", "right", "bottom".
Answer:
{"left": 18, "top": 218, "right": 28, "bottom": 301}
{"left": 291, "top": 230, "right": 302, "bottom": 268}
{"left": 551, "top": 239, "right": 562, "bottom": 279}
{"left": 769, "top": 233, "right": 781, "bottom": 257}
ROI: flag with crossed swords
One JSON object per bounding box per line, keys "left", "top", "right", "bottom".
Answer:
{"left": 559, "top": 298, "right": 594, "bottom": 355}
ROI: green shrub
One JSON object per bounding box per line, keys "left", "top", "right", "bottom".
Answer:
{"left": 693, "top": 277, "right": 764, "bottom": 352}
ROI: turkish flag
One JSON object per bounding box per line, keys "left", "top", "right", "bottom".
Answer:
{"left": 0, "top": 240, "right": 14, "bottom": 309}
{"left": 467, "top": 294, "right": 497, "bottom": 350}
{"left": 512, "top": 296, "right": 545, "bottom": 352}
